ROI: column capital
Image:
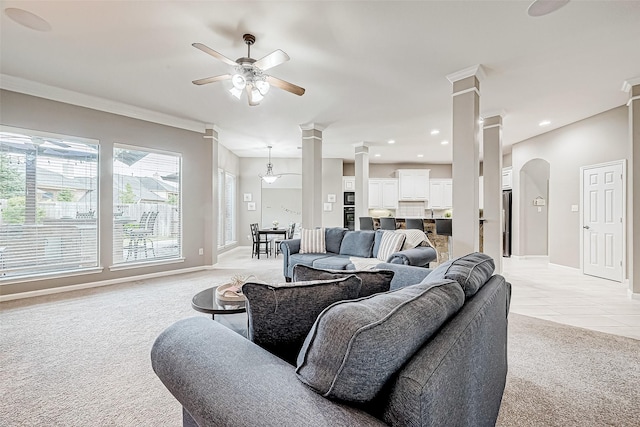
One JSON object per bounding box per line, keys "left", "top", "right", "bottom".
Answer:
{"left": 299, "top": 122, "right": 327, "bottom": 132}
{"left": 355, "top": 145, "right": 369, "bottom": 155}
{"left": 482, "top": 112, "right": 505, "bottom": 129}
{"left": 203, "top": 126, "right": 219, "bottom": 141}
{"left": 446, "top": 64, "right": 486, "bottom": 84}
{"left": 622, "top": 76, "right": 640, "bottom": 93}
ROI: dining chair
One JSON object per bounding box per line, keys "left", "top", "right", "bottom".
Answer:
{"left": 359, "top": 217, "right": 374, "bottom": 230}
{"left": 274, "top": 223, "right": 295, "bottom": 257}
{"left": 250, "top": 223, "right": 271, "bottom": 259}
{"left": 379, "top": 217, "right": 397, "bottom": 230}
{"left": 405, "top": 218, "right": 425, "bottom": 231}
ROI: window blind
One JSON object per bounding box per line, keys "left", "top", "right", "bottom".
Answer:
{"left": 0, "top": 127, "right": 99, "bottom": 279}
{"left": 112, "top": 145, "right": 181, "bottom": 265}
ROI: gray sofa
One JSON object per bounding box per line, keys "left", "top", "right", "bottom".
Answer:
{"left": 280, "top": 227, "right": 437, "bottom": 280}
{"left": 151, "top": 253, "right": 511, "bottom": 427}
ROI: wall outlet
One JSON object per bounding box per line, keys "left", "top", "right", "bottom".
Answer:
{"left": 198, "top": 248, "right": 204, "bottom": 255}
{"left": 571, "top": 205, "right": 579, "bottom": 212}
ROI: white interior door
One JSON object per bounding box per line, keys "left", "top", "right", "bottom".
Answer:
{"left": 581, "top": 161, "right": 625, "bottom": 282}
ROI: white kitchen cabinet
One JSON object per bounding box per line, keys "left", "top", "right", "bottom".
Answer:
{"left": 343, "top": 176, "right": 355, "bottom": 192}
{"left": 396, "top": 169, "right": 430, "bottom": 201}
{"left": 429, "top": 179, "right": 452, "bottom": 209}
{"left": 369, "top": 179, "right": 398, "bottom": 209}
{"left": 502, "top": 167, "right": 513, "bottom": 190}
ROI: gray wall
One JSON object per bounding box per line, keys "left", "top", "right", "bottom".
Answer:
{"left": 511, "top": 106, "right": 629, "bottom": 269}
{"left": 0, "top": 90, "right": 213, "bottom": 296}
{"left": 217, "top": 142, "right": 240, "bottom": 255}
{"left": 520, "top": 159, "right": 550, "bottom": 256}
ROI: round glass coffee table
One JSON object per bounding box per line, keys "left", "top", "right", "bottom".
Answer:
{"left": 191, "top": 286, "right": 246, "bottom": 320}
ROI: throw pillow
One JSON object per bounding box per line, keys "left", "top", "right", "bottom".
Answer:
{"left": 292, "top": 264, "right": 394, "bottom": 297}
{"left": 295, "top": 279, "right": 465, "bottom": 402}
{"left": 339, "top": 230, "right": 376, "bottom": 258}
{"left": 299, "top": 227, "right": 326, "bottom": 254}
{"left": 423, "top": 252, "right": 495, "bottom": 297}
{"left": 242, "top": 276, "right": 362, "bottom": 365}
{"left": 325, "top": 227, "right": 348, "bottom": 254}
{"left": 376, "top": 231, "right": 406, "bottom": 261}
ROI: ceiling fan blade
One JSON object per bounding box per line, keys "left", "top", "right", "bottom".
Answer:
{"left": 254, "top": 49, "right": 290, "bottom": 71}
{"left": 192, "top": 43, "right": 237, "bottom": 66}
{"left": 266, "top": 76, "right": 305, "bottom": 96}
{"left": 192, "top": 74, "right": 232, "bottom": 85}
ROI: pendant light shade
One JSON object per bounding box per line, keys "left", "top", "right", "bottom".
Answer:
{"left": 259, "top": 146, "right": 281, "bottom": 184}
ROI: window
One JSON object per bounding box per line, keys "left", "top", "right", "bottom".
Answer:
{"left": 0, "top": 126, "right": 99, "bottom": 279}
{"left": 217, "top": 169, "right": 236, "bottom": 249}
{"left": 112, "top": 145, "right": 181, "bottom": 265}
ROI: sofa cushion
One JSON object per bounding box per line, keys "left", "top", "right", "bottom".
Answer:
{"left": 292, "top": 264, "right": 394, "bottom": 297}
{"left": 243, "top": 276, "right": 362, "bottom": 365}
{"left": 339, "top": 230, "right": 376, "bottom": 258}
{"left": 376, "top": 231, "right": 406, "bottom": 261}
{"left": 423, "top": 252, "right": 495, "bottom": 297}
{"left": 372, "top": 229, "right": 384, "bottom": 257}
{"left": 325, "top": 227, "right": 348, "bottom": 254}
{"left": 312, "top": 256, "right": 353, "bottom": 271}
{"left": 295, "top": 279, "right": 465, "bottom": 402}
{"left": 300, "top": 227, "right": 326, "bottom": 254}
{"left": 289, "top": 253, "right": 332, "bottom": 269}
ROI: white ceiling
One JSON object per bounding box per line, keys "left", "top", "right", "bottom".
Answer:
{"left": 1, "top": 1, "right": 639, "bottom": 163}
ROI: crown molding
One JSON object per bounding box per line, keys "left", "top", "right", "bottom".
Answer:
{"left": 299, "top": 122, "right": 327, "bottom": 132}
{"left": 622, "top": 76, "right": 640, "bottom": 92}
{"left": 0, "top": 74, "right": 206, "bottom": 133}
{"left": 446, "top": 64, "right": 486, "bottom": 84}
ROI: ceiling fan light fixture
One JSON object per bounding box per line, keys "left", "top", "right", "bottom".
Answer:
{"left": 229, "top": 86, "right": 243, "bottom": 99}
{"left": 231, "top": 73, "right": 246, "bottom": 90}
{"left": 256, "top": 80, "right": 270, "bottom": 96}
{"left": 250, "top": 86, "right": 265, "bottom": 103}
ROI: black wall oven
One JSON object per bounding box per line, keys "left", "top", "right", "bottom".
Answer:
{"left": 344, "top": 206, "right": 355, "bottom": 231}
{"left": 344, "top": 191, "right": 355, "bottom": 205}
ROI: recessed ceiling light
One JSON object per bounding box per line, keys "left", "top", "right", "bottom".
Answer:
{"left": 441, "top": 140, "right": 449, "bottom": 145}
{"left": 387, "top": 140, "right": 395, "bottom": 144}
{"left": 417, "top": 154, "right": 424, "bottom": 158}
{"left": 4, "top": 8, "right": 52, "bottom": 32}
{"left": 539, "top": 120, "right": 551, "bottom": 127}
{"left": 430, "top": 130, "right": 440, "bottom": 135}
{"left": 374, "top": 153, "right": 381, "bottom": 157}
{"left": 527, "top": 0, "right": 570, "bottom": 17}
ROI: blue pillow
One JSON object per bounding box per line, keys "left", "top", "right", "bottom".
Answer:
{"left": 324, "top": 227, "right": 347, "bottom": 254}
{"left": 423, "top": 252, "right": 495, "bottom": 297}
{"left": 339, "top": 231, "right": 376, "bottom": 258}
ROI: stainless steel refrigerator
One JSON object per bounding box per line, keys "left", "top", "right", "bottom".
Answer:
{"left": 502, "top": 190, "right": 512, "bottom": 257}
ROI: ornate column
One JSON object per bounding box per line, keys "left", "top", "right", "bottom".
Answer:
{"left": 205, "top": 125, "right": 218, "bottom": 265}
{"left": 482, "top": 113, "right": 504, "bottom": 273}
{"left": 300, "top": 123, "right": 325, "bottom": 229}
{"left": 447, "top": 65, "right": 485, "bottom": 258}
{"left": 354, "top": 144, "right": 370, "bottom": 229}
{"left": 623, "top": 77, "right": 640, "bottom": 298}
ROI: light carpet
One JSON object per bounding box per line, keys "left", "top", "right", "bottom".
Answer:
{"left": 1, "top": 262, "right": 638, "bottom": 426}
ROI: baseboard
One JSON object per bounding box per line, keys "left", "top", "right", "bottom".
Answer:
{"left": 510, "top": 255, "right": 549, "bottom": 261}
{"left": 548, "top": 262, "right": 581, "bottom": 273}
{"left": 629, "top": 290, "right": 640, "bottom": 301}
{"left": 0, "top": 265, "right": 209, "bottom": 302}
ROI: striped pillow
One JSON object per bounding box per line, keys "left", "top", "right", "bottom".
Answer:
{"left": 299, "top": 228, "right": 326, "bottom": 254}
{"left": 376, "top": 231, "right": 406, "bottom": 261}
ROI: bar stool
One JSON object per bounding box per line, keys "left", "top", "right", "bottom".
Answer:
{"left": 379, "top": 217, "right": 397, "bottom": 230}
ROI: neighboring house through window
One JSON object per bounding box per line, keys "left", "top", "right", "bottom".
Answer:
{"left": 112, "top": 145, "right": 181, "bottom": 265}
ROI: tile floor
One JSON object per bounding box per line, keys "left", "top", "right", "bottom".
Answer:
{"left": 503, "top": 256, "right": 640, "bottom": 340}
{"left": 217, "top": 248, "right": 640, "bottom": 340}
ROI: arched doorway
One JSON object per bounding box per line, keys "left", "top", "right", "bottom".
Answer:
{"left": 518, "top": 159, "right": 550, "bottom": 256}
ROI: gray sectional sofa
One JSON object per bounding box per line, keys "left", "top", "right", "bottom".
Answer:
{"left": 280, "top": 227, "right": 437, "bottom": 280}
{"left": 151, "top": 252, "right": 511, "bottom": 427}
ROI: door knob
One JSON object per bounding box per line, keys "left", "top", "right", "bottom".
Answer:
{"left": 583, "top": 225, "right": 590, "bottom": 229}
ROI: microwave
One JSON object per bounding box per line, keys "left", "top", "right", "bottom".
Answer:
{"left": 344, "top": 191, "right": 355, "bottom": 205}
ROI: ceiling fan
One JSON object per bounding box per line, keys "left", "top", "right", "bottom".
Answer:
{"left": 192, "top": 33, "right": 305, "bottom": 106}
